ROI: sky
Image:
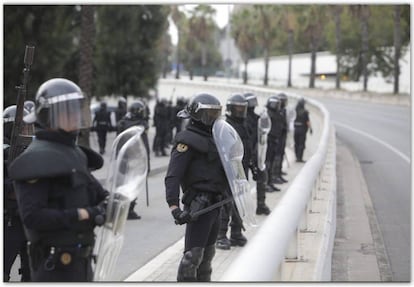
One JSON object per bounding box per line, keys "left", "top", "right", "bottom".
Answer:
{"left": 168, "top": 4, "right": 233, "bottom": 46}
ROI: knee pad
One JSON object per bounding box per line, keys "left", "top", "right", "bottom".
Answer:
{"left": 177, "top": 247, "right": 204, "bottom": 282}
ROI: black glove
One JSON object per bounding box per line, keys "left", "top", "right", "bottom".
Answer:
{"left": 86, "top": 200, "right": 107, "bottom": 226}
{"left": 309, "top": 127, "right": 313, "bottom": 135}
{"left": 171, "top": 208, "right": 191, "bottom": 225}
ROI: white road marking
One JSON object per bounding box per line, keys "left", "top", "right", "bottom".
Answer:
{"left": 334, "top": 121, "right": 410, "bottom": 164}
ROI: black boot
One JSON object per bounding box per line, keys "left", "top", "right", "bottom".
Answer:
{"left": 216, "top": 236, "right": 231, "bottom": 250}
{"left": 127, "top": 198, "right": 141, "bottom": 220}
{"left": 256, "top": 204, "right": 270, "bottom": 215}
{"left": 197, "top": 245, "right": 215, "bottom": 281}
{"left": 177, "top": 247, "right": 204, "bottom": 281}
{"left": 230, "top": 226, "right": 247, "bottom": 247}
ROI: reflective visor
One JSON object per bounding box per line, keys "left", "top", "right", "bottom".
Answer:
{"left": 45, "top": 92, "right": 91, "bottom": 131}
{"left": 200, "top": 108, "right": 222, "bottom": 126}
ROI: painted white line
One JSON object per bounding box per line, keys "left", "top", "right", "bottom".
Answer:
{"left": 334, "top": 121, "right": 410, "bottom": 164}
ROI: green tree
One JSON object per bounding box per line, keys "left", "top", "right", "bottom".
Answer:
{"left": 4, "top": 5, "right": 80, "bottom": 107}
{"left": 94, "top": 5, "right": 169, "bottom": 99}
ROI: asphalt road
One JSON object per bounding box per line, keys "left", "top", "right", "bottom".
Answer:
{"left": 312, "top": 98, "right": 411, "bottom": 282}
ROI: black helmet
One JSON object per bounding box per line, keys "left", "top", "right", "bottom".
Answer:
{"left": 296, "top": 98, "right": 306, "bottom": 110}
{"left": 129, "top": 100, "right": 146, "bottom": 119}
{"left": 26, "top": 78, "right": 90, "bottom": 131}
{"left": 177, "top": 93, "right": 222, "bottom": 126}
{"left": 100, "top": 102, "right": 107, "bottom": 110}
{"left": 278, "top": 93, "right": 288, "bottom": 108}
{"left": 3, "top": 105, "right": 34, "bottom": 139}
{"left": 226, "top": 93, "right": 248, "bottom": 118}
{"left": 266, "top": 95, "right": 281, "bottom": 111}
{"left": 243, "top": 92, "right": 258, "bottom": 108}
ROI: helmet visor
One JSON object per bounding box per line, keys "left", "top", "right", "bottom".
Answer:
{"left": 200, "top": 108, "right": 222, "bottom": 126}
{"left": 47, "top": 92, "right": 91, "bottom": 131}
{"left": 228, "top": 104, "right": 247, "bottom": 118}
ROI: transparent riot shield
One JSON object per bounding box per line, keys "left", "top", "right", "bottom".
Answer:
{"left": 212, "top": 118, "right": 257, "bottom": 227}
{"left": 257, "top": 110, "right": 271, "bottom": 171}
{"left": 286, "top": 108, "right": 297, "bottom": 133}
{"left": 93, "top": 126, "right": 148, "bottom": 281}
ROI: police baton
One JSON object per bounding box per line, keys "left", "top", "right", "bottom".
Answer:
{"left": 189, "top": 197, "right": 233, "bottom": 221}
{"left": 145, "top": 175, "right": 149, "bottom": 207}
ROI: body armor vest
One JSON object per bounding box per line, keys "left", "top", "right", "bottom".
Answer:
{"left": 9, "top": 138, "right": 96, "bottom": 246}
{"left": 175, "top": 126, "right": 227, "bottom": 194}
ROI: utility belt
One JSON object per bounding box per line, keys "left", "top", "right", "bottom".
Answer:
{"left": 294, "top": 122, "right": 304, "bottom": 127}
{"left": 182, "top": 190, "right": 223, "bottom": 217}
{"left": 28, "top": 241, "right": 93, "bottom": 271}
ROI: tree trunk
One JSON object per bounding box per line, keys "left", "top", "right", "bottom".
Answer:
{"left": 287, "top": 30, "right": 293, "bottom": 87}
{"left": 393, "top": 5, "right": 401, "bottom": 94}
{"left": 361, "top": 6, "right": 369, "bottom": 92}
{"left": 263, "top": 48, "right": 269, "bottom": 86}
{"left": 78, "top": 5, "right": 95, "bottom": 148}
{"left": 243, "top": 59, "right": 248, "bottom": 84}
{"left": 309, "top": 40, "right": 316, "bottom": 88}
{"left": 334, "top": 6, "right": 342, "bottom": 89}
{"left": 175, "top": 36, "right": 180, "bottom": 79}
{"left": 201, "top": 45, "right": 208, "bottom": 81}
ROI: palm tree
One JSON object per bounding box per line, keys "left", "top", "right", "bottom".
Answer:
{"left": 231, "top": 6, "right": 256, "bottom": 84}
{"left": 78, "top": 5, "right": 95, "bottom": 147}
{"left": 393, "top": 5, "right": 401, "bottom": 94}
{"left": 301, "top": 5, "right": 328, "bottom": 88}
{"left": 171, "top": 6, "right": 185, "bottom": 79}
{"left": 281, "top": 6, "right": 298, "bottom": 87}
{"left": 350, "top": 5, "right": 370, "bottom": 91}
{"left": 332, "top": 5, "right": 343, "bottom": 89}
{"left": 189, "top": 5, "right": 216, "bottom": 81}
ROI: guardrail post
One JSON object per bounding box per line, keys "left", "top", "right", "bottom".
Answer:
{"left": 285, "top": 228, "right": 298, "bottom": 260}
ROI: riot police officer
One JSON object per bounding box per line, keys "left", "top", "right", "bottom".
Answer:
{"left": 3, "top": 105, "right": 33, "bottom": 282}
{"left": 277, "top": 93, "right": 289, "bottom": 181}
{"left": 153, "top": 99, "right": 169, "bottom": 156}
{"left": 244, "top": 92, "right": 271, "bottom": 215}
{"left": 165, "top": 93, "right": 227, "bottom": 281}
{"left": 8, "top": 78, "right": 108, "bottom": 282}
{"left": 266, "top": 95, "right": 284, "bottom": 192}
{"left": 294, "top": 98, "right": 312, "bottom": 162}
{"left": 118, "top": 100, "right": 151, "bottom": 220}
{"left": 216, "top": 94, "right": 249, "bottom": 250}
{"left": 115, "top": 97, "right": 127, "bottom": 124}
{"left": 93, "top": 102, "right": 113, "bottom": 154}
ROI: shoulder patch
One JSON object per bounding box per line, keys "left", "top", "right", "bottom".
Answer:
{"left": 176, "top": 143, "right": 188, "bottom": 153}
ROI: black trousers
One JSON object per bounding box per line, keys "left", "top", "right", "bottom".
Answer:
{"left": 4, "top": 218, "right": 30, "bottom": 281}
{"left": 184, "top": 208, "right": 220, "bottom": 251}
{"left": 294, "top": 130, "right": 307, "bottom": 160}
{"left": 96, "top": 129, "right": 108, "bottom": 151}
{"left": 30, "top": 252, "right": 92, "bottom": 282}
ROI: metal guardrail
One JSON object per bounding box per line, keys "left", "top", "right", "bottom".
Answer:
{"left": 159, "top": 78, "right": 337, "bottom": 281}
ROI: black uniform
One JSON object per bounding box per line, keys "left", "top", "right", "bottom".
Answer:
{"left": 245, "top": 108, "right": 270, "bottom": 214}
{"left": 4, "top": 137, "right": 31, "bottom": 282}
{"left": 153, "top": 100, "right": 169, "bottom": 156}
{"left": 93, "top": 105, "right": 112, "bottom": 154}
{"left": 266, "top": 108, "right": 284, "bottom": 186}
{"left": 165, "top": 121, "right": 228, "bottom": 281}
{"left": 8, "top": 130, "right": 108, "bottom": 282}
{"left": 294, "top": 104, "right": 310, "bottom": 162}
